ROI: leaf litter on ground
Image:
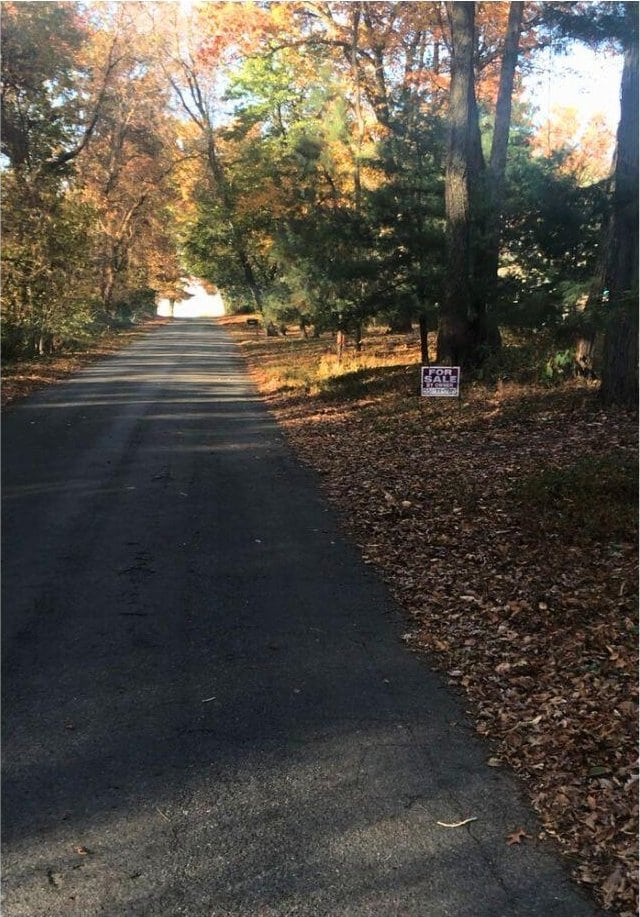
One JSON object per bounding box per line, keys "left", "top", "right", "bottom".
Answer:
{"left": 6, "top": 316, "right": 636, "bottom": 914}
{"left": 223, "top": 316, "right": 638, "bottom": 917}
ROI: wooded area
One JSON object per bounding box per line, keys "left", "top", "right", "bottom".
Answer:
{"left": 1, "top": 0, "right": 637, "bottom": 404}
{"left": 2, "top": 3, "right": 638, "bottom": 913}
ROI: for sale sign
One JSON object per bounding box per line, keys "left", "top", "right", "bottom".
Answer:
{"left": 420, "top": 365, "right": 460, "bottom": 397}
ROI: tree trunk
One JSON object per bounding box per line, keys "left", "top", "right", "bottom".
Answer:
{"left": 101, "top": 263, "right": 116, "bottom": 314}
{"left": 605, "top": 38, "right": 639, "bottom": 300}
{"left": 473, "top": 1, "right": 524, "bottom": 345}
{"left": 439, "top": 2, "right": 524, "bottom": 366}
{"left": 575, "top": 332, "right": 600, "bottom": 376}
{"left": 601, "top": 310, "right": 638, "bottom": 405}
{"left": 237, "top": 247, "right": 263, "bottom": 313}
{"left": 419, "top": 314, "right": 430, "bottom": 364}
{"left": 437, "top": 2, "right": 477, "bottom": 366}
{"left": 487, "top": 2, "right": 524, "bottom": 246}
{"left": 600, "top": 26, "right": 639, "bottom": 406}
{"left": 351, "top": 7, "right": 364, "bottom": 209}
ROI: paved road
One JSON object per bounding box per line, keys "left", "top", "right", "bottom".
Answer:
{"left": 2, "top": 320, "right": 601, "bottom": 916}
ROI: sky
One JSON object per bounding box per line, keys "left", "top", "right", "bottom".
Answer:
{"left": 157, "top": 280, "right": 226, "bottom": 317}
{"left": 523, "top": 42, "right": 624, "bottom": 134}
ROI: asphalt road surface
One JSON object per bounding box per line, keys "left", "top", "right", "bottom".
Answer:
{"left": 2, "top": 320, "right": 602, "bottom": 916}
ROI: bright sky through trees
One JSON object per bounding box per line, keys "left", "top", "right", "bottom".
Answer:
{"left": 171, "top": 1, "right": 623, "bottom": 128}
{"left": 524, "top": 41, "right": 623, "bottom": 131}
{"left": 2, "top": 0, "right": 636, "bottom": 404}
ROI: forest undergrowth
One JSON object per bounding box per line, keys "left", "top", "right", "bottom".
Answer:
{"left": 222, "top": 314, "right": 639, "bottom": 917}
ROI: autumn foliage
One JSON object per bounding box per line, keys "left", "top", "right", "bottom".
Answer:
{"left": 1, "top": 4, "right": 637, "bottom": 909}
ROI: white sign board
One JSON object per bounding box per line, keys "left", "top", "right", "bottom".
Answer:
{"left": 420, "top": 366, "right": 460, "bottom": 397}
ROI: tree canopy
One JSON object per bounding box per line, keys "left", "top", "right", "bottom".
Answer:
{"left": 1, "top": 1, "right": 636, "bottom": 402}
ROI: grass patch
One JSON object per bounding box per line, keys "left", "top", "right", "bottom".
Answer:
{"left": 513, "top": 452, "right": 638, "bottom": 543}
{"left": 222, "top": 317, "right": 427, "bottom": 399}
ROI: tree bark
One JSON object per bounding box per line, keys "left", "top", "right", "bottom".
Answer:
{"left": 351, "top": 7, "right": 364, "bottom": 209}
{"left": 361, "top": 6, "right": 391, "bottom": 128}
{"left": 488, "top": 3, "right": 524, "bottom": 209}
{"left": 419, "top": 314, "right": 430, "bottom": 364}
{"left": 601, "top": 309, "right": 638, "bottom": 405}
{"left": 474, "top": 1, "right": 524, "bottom": 339}
{"left": 439, "top": 2, "right": 524, "bottom": 366}
{"left": 437, "top": 2, "right": 477, "bottom": 366}
{"left": 600, "top": 24, "right": 639, "bottom": 406}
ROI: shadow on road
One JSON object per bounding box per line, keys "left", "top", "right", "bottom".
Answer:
{"left": 2, "top": 321, "right": 599, "bottom": 916}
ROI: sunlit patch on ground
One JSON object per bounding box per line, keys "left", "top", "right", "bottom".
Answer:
{"left": 1, "top": 318, "right": 171, "bottom": 408}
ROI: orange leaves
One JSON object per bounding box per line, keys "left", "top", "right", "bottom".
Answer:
{"left": 195, "top": 1, "right": 281, "bottom": 67}
{"left": 531, "top": 107, "right": 615, "bottom": 185}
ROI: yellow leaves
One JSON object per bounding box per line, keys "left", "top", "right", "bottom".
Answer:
{"left": 269, "top": 1, "right": 303, "bottom": 32}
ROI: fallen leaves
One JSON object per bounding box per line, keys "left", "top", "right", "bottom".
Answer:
{"left": 231, "top": 323, "right": 638, "bottom": 915}
{"left": 507, "top": 827, "right": 533, "bottom": 846}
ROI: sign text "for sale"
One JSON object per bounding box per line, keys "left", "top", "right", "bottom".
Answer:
{"left": 420, "top": 366, "right": 461, "bottom": 398}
